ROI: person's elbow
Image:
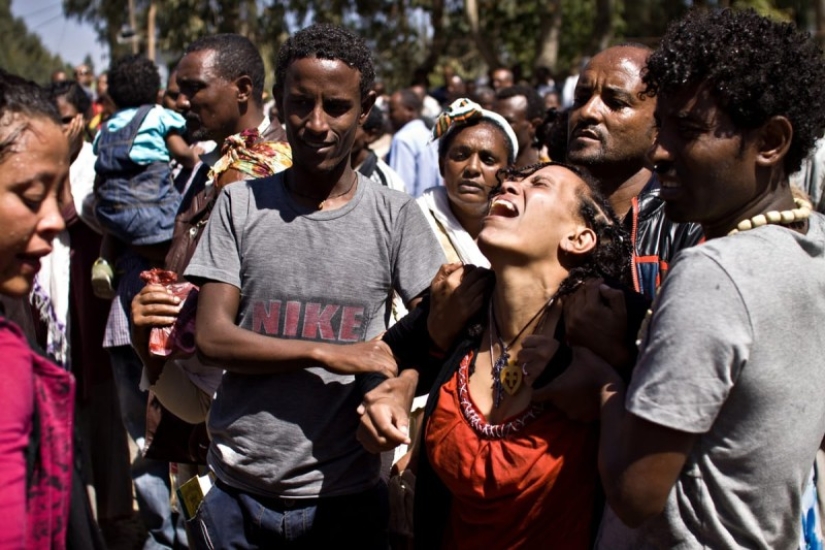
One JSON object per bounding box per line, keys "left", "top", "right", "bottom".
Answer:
{"left": 603, "top": 478, "right": 669, "bottom": 528}
{"left": 195, "top": 318, "right": 232, "bottom": 366}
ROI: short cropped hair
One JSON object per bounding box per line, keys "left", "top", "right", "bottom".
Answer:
{"left": 644, "top": 8, "right": 825, "bottom": 174}
{"left": 107, "top": 54, "right": 160, "bottom": 109}
{"left": 185, "top": 34, "right": 265, "bottom": 105}
{"left": 496, "top": 85, "right": 545, "bottom": 121}
{"left": 275, "top": 24, "right": 375, "bottom": 99}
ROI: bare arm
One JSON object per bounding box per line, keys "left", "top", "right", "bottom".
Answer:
{"left": 544, "top": 346, "right": 695, "bottom": 527}
{"left": 195, "top": 280, "right": 398, "bottom": 378}
{"left": 166, "top": 132, "right": 198, "bottom": 169}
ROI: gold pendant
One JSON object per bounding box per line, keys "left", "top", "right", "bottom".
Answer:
{"left": 500, "top": 360, "right": 522, "bottom": 395}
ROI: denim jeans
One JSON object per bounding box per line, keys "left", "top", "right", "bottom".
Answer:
{"left": 188, "top": 479, "right": 389, "bottom": 550}
{"left": 109, "top": 345, "right": 188, "bottom": 549}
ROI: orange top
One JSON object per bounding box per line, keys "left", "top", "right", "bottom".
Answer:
{"left": 425, "top": 351, "right": 599, "bottom": 549}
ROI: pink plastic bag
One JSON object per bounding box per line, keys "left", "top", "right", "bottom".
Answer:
{"left": 140, "top": 268, "right": 199, "bottom": 358}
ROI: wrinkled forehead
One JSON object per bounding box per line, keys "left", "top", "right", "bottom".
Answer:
{"left": 580, "top": 48, "right": 648, "bottom": 91}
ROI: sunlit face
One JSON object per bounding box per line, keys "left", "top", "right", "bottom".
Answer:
{"left": 175, "top": 49, "right": 240, "bottom": 142}
{"left": 649, "top": 83, "right": 760, "bottom": 234}
{"left": 567, "top": 47, "right": 656, "bottom": 169}
{"left": 0, "top": 115, "right": 68, "bottom": 297}
{"left": 281, "top": 57, "right": 372, "bottom": 175}
{"left": 440, "top": 122, "right": 510, "bottom": 222}
{"left": 479, "top": 164, "right": 591, "bottom": 263}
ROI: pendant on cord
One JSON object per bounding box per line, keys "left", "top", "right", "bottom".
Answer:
{"left": 500, "top": 359, "right": 523, "bottom": 396}
{"left": 492, "top": 349, "right": 510, "bottom": 408}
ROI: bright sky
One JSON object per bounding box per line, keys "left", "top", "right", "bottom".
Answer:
{"left": 10, "top": 0, "right": 109, "bottom": 72}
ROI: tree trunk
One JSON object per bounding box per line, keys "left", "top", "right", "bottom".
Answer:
{"left": 534, "top": 0, "right": 563, "bottom": 72}
{"left": 815, "top": 0, "right": 825, "bottom": 49}
{"left": 591, "top": 0, "right": 614, "bottom": 54}
{"left": 465, "top": 0, "right": 501, "bottom": 69}
{"left": 417, "top": 0, "right": 446, "bottom": 76}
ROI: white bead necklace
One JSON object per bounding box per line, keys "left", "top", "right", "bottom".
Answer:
{"left": 727, "top": 197, "right": 812, "bottom": 235}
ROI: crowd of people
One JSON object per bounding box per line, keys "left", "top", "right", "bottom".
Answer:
{"left": 2, "top": 7, "right": 825, "bottom": 550}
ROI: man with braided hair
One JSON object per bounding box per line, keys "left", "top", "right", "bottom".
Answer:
{"left": 548, "top": 9, "right": 825, "bottom": 549}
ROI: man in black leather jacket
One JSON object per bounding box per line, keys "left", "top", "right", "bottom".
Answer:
{"left": 567, "top": 44, "right": 703, "bottom": 297}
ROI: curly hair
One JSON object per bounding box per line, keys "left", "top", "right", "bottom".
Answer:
{"left": 496, "top": 85, "right": 545, "bottom": 121}
{"left": 184, "top": 34, "right": 265, "bottom": 105}
{"left": 107, "top": 54, "right": 160, "bottom": 109}
{"left": 47, "top": 80, "right": 91, "bottom": 116}
{"left": 644, "top": 8, "right": 825, "bottom": 174}
{"left": 275, "top": 24, "right": 375, "bottom": 100}
{"left": 0, "top": 70, "right": 60, "bottom": 162}
{"left": 495, "top": 161, "right": 632, "bottom": 295}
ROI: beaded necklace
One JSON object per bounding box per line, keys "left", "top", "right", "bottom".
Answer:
{"left": 727, "top": 197, "right": 811, "bottom": 235}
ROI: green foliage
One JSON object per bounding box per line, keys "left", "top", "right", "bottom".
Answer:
{"left": 59, "top": 0, "right": 825, "bottom": 91}
{"left": 0, "top": 0, "right": 69, "bottom": 84}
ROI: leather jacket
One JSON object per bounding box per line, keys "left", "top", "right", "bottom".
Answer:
{"left": 627, "top": 175, "right": 704, "bottom": 298}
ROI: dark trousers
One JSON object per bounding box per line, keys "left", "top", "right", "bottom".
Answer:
{"left": 188, "top": 479, "right": 389, "bottom": 550}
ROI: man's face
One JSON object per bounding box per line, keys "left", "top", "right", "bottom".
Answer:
{"left": 388, "top": 92, "right": 414, "bottom": 132}
{"left": 567, "top": 47, "right": 656, "bottom": 170}
{"left": 650, "top": 84, "right": 760, "bottom": 232}
{"left": 281, "top": 56, "right": 372, "bottom": 175}
{"left": 175, "top": 49, "right": 240, "bottom": 142}
{"left": 162, "top": 71, "right": 183, "bottom": 113}
{"left": 494, "top": 95, "right": 533, "bottom": 152}
{"left": 491, "top": 69, "right": 513, "bottom": 91}
{"left": 74, "top": 65, "right": 93, "bottom": 87}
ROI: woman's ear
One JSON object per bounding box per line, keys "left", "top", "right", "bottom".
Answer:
{"left": 560, "top": 226, "right": 597, "bottom": 257}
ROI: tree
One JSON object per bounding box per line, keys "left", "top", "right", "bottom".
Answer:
{"left": 0, "top": 0, "right": 68, "bottom": 84}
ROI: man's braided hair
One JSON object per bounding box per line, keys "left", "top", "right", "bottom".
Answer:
{"left": 495, "top": 161, "right": 632, "bottom": 295}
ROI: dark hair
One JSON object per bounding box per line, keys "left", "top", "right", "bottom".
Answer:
{"left": 644, "top": 8, "right": 825, "bottom": 174}
{"left": 275, "top": 24, "right": 375, "bottom": 99}
{"left": 362, "top": 106, "right": 386, "bottom": 133}
{"left": 47, "top": 80, "right": 91, "bottom": 116}
{"left": 496, "top": 161, "right": 632, "bottom": 294}
{"left": 107, "top": 54, "right": 160, "bottom": 109}
{"left": 496, "top": 85, "right": 544, "bottom": 121}
{"left": 184, "top": 34, "right": 265, "bottom": 105}
{"left": 537, "top": 107, "right": 569, "bottom": 162}
{"left": 396, "top": 88, "right": 422, "bottom": 113}
{"left": 0, "top": 70, "right": 60, "bottom": 162}
{"left": 438, "top": 118, "right": 515, "bottom": 165}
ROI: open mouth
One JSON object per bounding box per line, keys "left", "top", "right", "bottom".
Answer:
{"left": 571, "top": 127, "right": 601, "bottom": 141}
{"left": 488, "top": 197, "right": 519, "bottom": 218}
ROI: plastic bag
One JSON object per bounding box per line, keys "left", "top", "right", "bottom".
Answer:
{"left": 140, "top": 268, "right": 199, "bottom": 358}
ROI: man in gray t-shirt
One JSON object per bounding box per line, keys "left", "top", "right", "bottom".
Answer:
{"left": 545, "top": 10, "right": 825, "bottom": 550}
{"left": 184, "top": 25, "right": 444, "bottom": 548}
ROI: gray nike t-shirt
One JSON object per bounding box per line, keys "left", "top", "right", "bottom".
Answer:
{"left": 186, "top": 172, "right": 444, "bottom": 498}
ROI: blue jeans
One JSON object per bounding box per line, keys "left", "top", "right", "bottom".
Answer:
{"left": 188, "top": 480, "right": 389, "bottom": 549}
{"left": 109, "top": 345, "right": 188, "bottom": 549}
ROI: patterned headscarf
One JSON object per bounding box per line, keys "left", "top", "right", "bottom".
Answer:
{"left": 432, "top": 98, "right": 519, "bottom": 164}
{"left": 207, "top": 127, "right": 293, "bottom": 188}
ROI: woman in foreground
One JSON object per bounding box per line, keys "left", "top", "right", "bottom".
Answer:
{"left": 364, "top": 161, "right": 641, "bottom": 549}
{"left": 0, "top": 70, "right": 73, "bottom": 548}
